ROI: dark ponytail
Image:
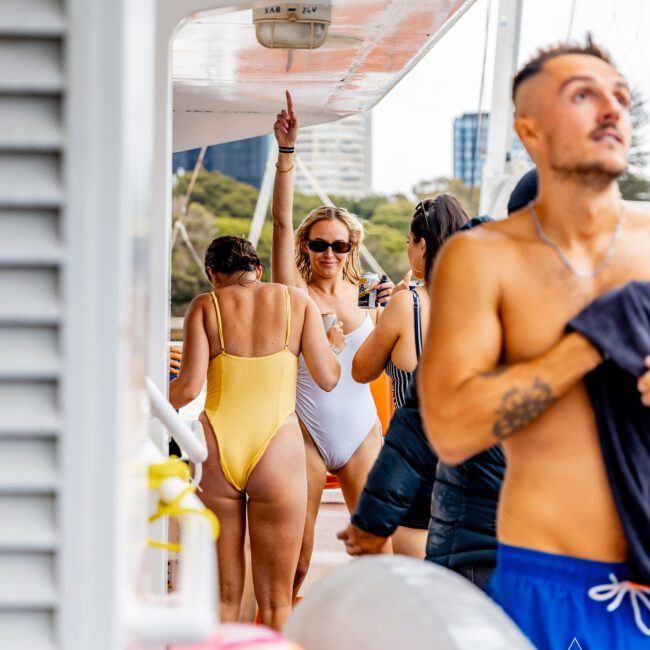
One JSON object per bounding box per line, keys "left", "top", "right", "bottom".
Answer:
{"left": 204, "top": 236, "right": 261, "bottom": 279}
{"left": 410, "top": 194, "right": 470, "bottom": 281}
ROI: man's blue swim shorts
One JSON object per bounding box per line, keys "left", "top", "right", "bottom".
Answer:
{"left": 486, "top": 543, "right": 650, "bottom": 649}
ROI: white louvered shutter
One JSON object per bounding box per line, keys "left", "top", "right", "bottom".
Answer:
{"left": 0, "top": 1, "right": 65, "bottom": 648}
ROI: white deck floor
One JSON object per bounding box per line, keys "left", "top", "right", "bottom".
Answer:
{"left": 301, "top": 491, "right": 352, "bottom": 597}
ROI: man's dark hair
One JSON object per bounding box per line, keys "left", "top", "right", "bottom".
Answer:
{"left": 512, "top": 34, "right": 614, "bottom": 102}
{"left": 507, "top": 168, "right": 538, "bottom": 214}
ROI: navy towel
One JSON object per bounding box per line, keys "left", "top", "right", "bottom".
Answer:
{"left": 568, "top": 281, "right": 650, "bottom": 585}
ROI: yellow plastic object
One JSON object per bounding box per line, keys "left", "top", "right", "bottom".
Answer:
{"left": 149, "top": 455, "right": 190, "bottom": 488}
{"left": 147, "top": 458, "right": 220, "bottom": 551}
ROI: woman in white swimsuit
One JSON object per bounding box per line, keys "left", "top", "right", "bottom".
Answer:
{"left": 271, "top": 92, "right": 393, "bottom": 595}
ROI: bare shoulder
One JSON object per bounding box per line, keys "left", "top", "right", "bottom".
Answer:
{"left": 439, "top": 221, "right": 510, "bottom": 265}
{"left": 472, "top": 209, "right": 536, "bottom": 241}
{"left": 282, "top": 284, "right": 314, "bottom": 315}
{"left": 623, "top": 201, "right": 650, "bottom": 232}
{"left": 441, "top": 213, "right": 534, "bottom": 268}
{"left": 258, "top": 282, "right": 305, "bottom": 302}
{"left": 183, "top": 293, "right": 214, "bottom": 324}
{"left": 383, "top": 288, "right": 415, "bottom": 315}
{"left": 189, "top": 292, "right": 213, "bottom": 310}
{"left": 284, "top": 284, "right": 310, "bottom": 303}
{"left": 433, "top": 223, "right": 527, "bottom": 306}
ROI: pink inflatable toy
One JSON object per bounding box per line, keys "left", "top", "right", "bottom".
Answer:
{"left": 170, "top": 623, "right": 302, "bottom": 650}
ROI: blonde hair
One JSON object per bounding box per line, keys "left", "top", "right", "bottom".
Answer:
{"left": 295, "top": 206, "right": 364, "bottom": 284}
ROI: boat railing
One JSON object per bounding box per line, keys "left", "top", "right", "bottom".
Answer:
{"left": 126, "top": 379, "right": 217, "bottom": 644}
{"left": 146, "top": 376, "right": 207, "bottom": 464}
{"left": 127, "top": 438, "right": 218, "bottom": 644}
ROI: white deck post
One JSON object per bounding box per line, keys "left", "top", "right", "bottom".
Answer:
{"left": 479, "top": 0, "right": 524, "bottom": 219}
{"left": 61, "top": 0, "right": 156, "bottom": 649}
{"left": 249, "top": 140, "right": 278, "bottom": 247}
{"left": 148, "top": 0, "right": 240, "bottom": 609}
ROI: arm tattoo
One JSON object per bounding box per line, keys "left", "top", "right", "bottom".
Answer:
{"left": 492, "top": 377, "right": 555, "bottom": 440}
{"left": 480, "top": 366, "right": 508, "bottom": 378}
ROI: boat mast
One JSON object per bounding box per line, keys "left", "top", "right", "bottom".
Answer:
{"left": 479, "top": 0, "right": 524, "bottom": 218}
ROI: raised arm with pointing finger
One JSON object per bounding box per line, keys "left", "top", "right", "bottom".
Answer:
{"left": 271, "top": 91, "right": 304, "bottom": 289}
{"left": 267, "top": 91, "right": 384, "bottom": 599}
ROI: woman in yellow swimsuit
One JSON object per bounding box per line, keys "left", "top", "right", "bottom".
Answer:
{"left": 170, "top": 236, "right": 344, "bottom": 630}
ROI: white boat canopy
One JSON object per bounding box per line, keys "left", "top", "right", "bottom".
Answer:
{"left": 172, "top": 0, "right": 477, "bottom": 151}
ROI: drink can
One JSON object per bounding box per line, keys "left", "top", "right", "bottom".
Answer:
{"left": 321, "top": 312, "right": 337, "bottom": 332}
{"left": 358, "top": 272, "right": 379, "bottom": 309}
{"left": 379, "top": 274, "right": 389, "bottom": 307}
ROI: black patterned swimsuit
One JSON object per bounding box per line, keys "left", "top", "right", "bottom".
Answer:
{"left": 385, "top": 288, "right": 422, "bottom": 408}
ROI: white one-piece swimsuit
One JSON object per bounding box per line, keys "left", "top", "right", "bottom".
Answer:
{"left": 296, "top": 314, "right": 379, "bottom": 471}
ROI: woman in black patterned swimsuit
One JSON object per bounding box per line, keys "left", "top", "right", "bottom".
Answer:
{"left": 348, "top": 195, "right": 470, "bottom": 556}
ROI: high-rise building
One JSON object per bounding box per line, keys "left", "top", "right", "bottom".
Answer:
{"left": 172, "top": 114, "right": 372, "bottom": 197}
{"left": 453, "top": 112, "right": 529, "bottom": 186}
{"left": 172, "top": 134, "right": 273, "bottom": 189}
{"left": 294, "top": 113, "right": 371, "bottom": 198}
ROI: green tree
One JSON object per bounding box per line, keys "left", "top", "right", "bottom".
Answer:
{"left": 619, "top": 89, "right": 650, "bottom": 200}
{"left": 289, "top": 193, "right": 390, "bottom": 225}
{"left": 170, "top": 206, "right": 278, "bottom": 315}
{"left": 291, "top": 192, "right": 322, "bottom": 226}
{"left": 173, "top": 170, "right": 259, "bottom": 219}
{"left": 412, "top": 176, "right": 480, "bottom": 214}
{"left": 619, "top": 173, "right": 650, "bottom": 201}
{"left": 170, "top": 202, "right": 215, "bottom": 313}
{"left": 364, "top": 222, "right": 410, "bottom": 283}
{"left": 212, "top": 216, "right": 274, "bottom": 280}
{"left": 170, "top": 169, "right": 420, "bottom": 312}
{"left": 370, "top": 199, "right": 414, "bottom": 231}
{"left": 341, "top": 195, "right": 387, "bottom": 221}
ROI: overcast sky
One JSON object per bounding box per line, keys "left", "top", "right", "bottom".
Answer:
{"left": 371, "top": 0, "right": 650, "bottom": 196}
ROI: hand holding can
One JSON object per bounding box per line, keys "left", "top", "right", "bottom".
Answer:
{"left": 376, "top": 274, "right": 394, "bottom": 307}
{"left": 321, "top": 312, "right": 337, "bottom": 332}
{"left": 327, "top": 321, "right": 346, "bottom": 353}
{"left": 358, "top": 272, "right": 379, "bottom": 308}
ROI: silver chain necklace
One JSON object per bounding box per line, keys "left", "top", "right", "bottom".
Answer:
{"left": 529, "top": 202, "right": 624, "bottom": 279}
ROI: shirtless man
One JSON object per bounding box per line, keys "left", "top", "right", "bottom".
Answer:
{"left": 418, "top": 38, "right": 650, "bottom": 648}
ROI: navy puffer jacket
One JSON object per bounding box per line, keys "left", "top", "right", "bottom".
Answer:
{"left": 353, "top": 216, "right": 505, "bottom": 562}
{"left": 352, "top": 375, "right": 505, "bottom": 571}
{"left": 426, "top": 446, "right": 505, "bottom": 569}
{"left": 351, "top": 405, "right": 436, "bottom": 536}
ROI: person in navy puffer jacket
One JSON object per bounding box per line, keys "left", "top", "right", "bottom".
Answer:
{"left": 338, "top": 173, "right": 538, "bottom": 588}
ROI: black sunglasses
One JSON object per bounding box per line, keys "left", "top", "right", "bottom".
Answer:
{"left": 416, "top": 199, "right": 434, "bottom": 232}
{"left": 308, "top": 239, "right": 352, "bottom": 254}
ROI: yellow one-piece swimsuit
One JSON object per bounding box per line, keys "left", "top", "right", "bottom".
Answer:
{"left": 204, "top": 286, "right": 298, "bottom": 492}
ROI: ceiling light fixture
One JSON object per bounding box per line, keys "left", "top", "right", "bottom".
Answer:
{"left": 253, "top": 4, "right": 332, "bottom": 50}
